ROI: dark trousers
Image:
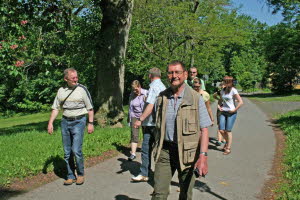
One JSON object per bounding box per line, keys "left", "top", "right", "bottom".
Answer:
{"left": 152, "top": 142, "right": 195, "bottom": 200}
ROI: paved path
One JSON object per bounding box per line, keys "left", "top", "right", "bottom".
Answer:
{"left": 9, "top": 98, "right": 276, "bottom": 200}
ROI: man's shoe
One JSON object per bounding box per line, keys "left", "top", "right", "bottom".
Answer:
{"left": 131, "top": 175, "right": 149, "bottom": 182}
{"left": 76, "top": 176, "right": 85, "bottom": 185}
{"left": 63, "top": 179, "right": 76, "bottom": 185}
{"left": 128, "top": 154, "right": 136, "bottom": 161}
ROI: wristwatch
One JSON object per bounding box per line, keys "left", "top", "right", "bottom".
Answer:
{"left": 88, "top": 121, "right": 94, "bottom": 125}
{"left": 200, "top": 152, "right": 208, "bottom": 156}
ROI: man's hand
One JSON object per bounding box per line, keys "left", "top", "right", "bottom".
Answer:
{"left": 87, "top": 124, "right": 94, "bottom": 134}
{"left": 133, "top": 120, "right": 142, "bottom": 129}
{"left": 47, "top": 123, "right": 54, "bottom": 135}
{"left": 194, "top": 155, "right": 208, "bottom": 178}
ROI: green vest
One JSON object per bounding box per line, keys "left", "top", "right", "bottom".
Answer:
{"left": 153, "top": 84, "right": 201, "bottom": 170}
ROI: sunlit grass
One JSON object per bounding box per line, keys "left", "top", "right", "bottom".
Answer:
{"left": 276, "top": 110, "right": 300, "bottom": 199}
{"left": 0, "top": 109, "right": 131, "bottom": 186}
{"left": 249, "top": 94, "right": 300, "bottom": 102}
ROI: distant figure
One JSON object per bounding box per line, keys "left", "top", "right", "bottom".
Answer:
{"left": 218, "top": 76, "right": 243, "bottom": 155}
{"left": 47, "top": 68, "right": 94, "bottom": 185}
{"left": 193, "top": 77, "right": 214, "bottom": 125}
{"left": 151, "top": 61, "right": 211, "bottom": 200}
{"left": 213, "top": 83, "right": 226, "bottom": 146}
{"left": 127, "top": 80, "right": 148, "bottom": 161}
{"left": 186, "top": 67, "right": 206, "bottom": 90}
{"left": 131, "top": 67, "right": 166, "bottom": 182}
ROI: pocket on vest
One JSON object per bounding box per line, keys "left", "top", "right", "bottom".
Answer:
{"left": 183, "top": 141, "right": 198, "bottom": 164}
{"left": 183, "top": 118, "right": 197, "bottom": 135}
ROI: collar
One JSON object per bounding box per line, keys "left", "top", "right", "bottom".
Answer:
{"left": 149, "top": 78, "right": 161, "bottom": 86}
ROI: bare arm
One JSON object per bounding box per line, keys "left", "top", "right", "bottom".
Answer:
{"left": 48, "top": 109, "right": 59, "bottom": 134}
{"left": 205, "top": 100, "right": 214, "bottom": 125}
{"left": 87, "top": 109, "right": 94, "bottom": 134}
{"left": 194, "top": 127, "right": 209, "bottom": 177}
{"left": 213, "top": 92, "right": 220, "bottom": 100}
{"left": 133, "top": 103, "right": 154, "bottom": 128}
{"left": 230, "top": 93, "right": 243, "bottom": 113}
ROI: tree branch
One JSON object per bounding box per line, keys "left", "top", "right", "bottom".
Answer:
{"left": 143, "top": 42, "right": 166, "bottom": 60}
{"left": 169, "top": 35, "right": 193, "bottom": 53}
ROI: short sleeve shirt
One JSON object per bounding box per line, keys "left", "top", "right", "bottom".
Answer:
{"left": 52, "top": 84, "right": 93, "bottom": 117}
{"left": 165, "top": 87, "right": 212, "bottom": 142}
{"left": 201, "top": 91, "right": 210, "bottom": 102}
{"left": 142, "top": 79, "right": 166, "bottom": 126}
{"left": 129, "top": 88, "right": 148, "bottom": 119}
{"left": 220, "top": 87, "right": 238, "bottom": 111}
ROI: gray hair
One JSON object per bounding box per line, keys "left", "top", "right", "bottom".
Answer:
{"left": 64, "top": 68, "right": 77, "bottom": 78}
{"left": 149, "top": 67, "right": 161, "bottom": 78}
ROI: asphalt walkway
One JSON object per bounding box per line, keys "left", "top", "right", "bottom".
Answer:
{"left": 10, "top": 98, "right": 277, "bottom": 200}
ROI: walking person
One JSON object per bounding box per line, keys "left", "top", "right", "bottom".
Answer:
{"left": 47, "top": 68, "right": 94, "bottom": 185}
{"left": 151, "top": 61, "right": 211, "bottom": 200}
{"left": 186, "top": 66, "right": 206, "bottom": 90}
{"left": 131, "top": 67, "right": 166, "bottom": 182}
{"left": 213, "top": 83, "right": 226, "bottom": 146}
{"left": 218, "top": 76, "right": 243, "bottom": 155}
{"left": 127, "top": 80, "right": 148, "bottom": 161}
{"left": 192, "top": 77, "right": 214, "bottom": 125}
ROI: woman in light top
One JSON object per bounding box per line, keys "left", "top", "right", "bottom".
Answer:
{"left": 218, "top": 76, "right": 243, "bottom": 155}
{"left": 192, "top": 77, "right": 214, "bottom": 125}
{"left": 128, "top": 80, "right": 148, "bottom": 161}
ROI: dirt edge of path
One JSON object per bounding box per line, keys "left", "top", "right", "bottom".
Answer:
{"left": 251, "top": 99, "right": 286, "bottom": 200}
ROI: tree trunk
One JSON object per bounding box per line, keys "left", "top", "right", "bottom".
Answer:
{"left": 94, "top": 0, "right": 134, "bottom": 126}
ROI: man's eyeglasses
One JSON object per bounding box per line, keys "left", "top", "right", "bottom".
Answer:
{"left": 167, "top": 71, "right": 184, "bottom": 76}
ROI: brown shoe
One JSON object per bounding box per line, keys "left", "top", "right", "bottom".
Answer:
{"left": 63, "top": 179, "right": 76, "bottom": 185}
{"left": 76, "top": 176, "right": 85, "bottom": 185}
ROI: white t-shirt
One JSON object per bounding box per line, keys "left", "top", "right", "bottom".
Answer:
{"left": 220, "top": 87, "right": 238, "bottom": 112}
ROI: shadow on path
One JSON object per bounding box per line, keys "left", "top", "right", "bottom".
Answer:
{"left": 42, "top": 155, "right": 67, "bottom": 179}
{"left": 0, "top": 188, "right": 26, "bottom": 200}
{"left": 195, "top": 180, "right": 228, "bottom": 200}
{"left": 208, "top": 137, "right": 223, "bottom": 152}
{"left": 115, "top": 194, "right": 142, "bottom": 200}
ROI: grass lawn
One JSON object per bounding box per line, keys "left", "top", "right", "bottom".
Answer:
{"left": 248, "top": 94, "right": 300, "bottom": 102}
{"left": 0, "top": 111, "right": 131, "bottom": 186}
{"left": 276, "top": 109, "right": 300, "bottom": 199}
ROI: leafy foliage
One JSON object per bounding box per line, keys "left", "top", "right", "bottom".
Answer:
{"left": 0, "top": 0, "right": 99, "bottom": 113}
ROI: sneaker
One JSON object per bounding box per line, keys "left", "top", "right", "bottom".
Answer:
{"left": 76, "top": 176, "right": 84, "bottom": 185}
{"left": 131, "top": 175, "right": 149, "bottom": 182}
{"left": 128, "top": 154, "right": 136, "bottom": 161}
{"left": 216, "top": 141, "right": 222, "bottom": 146}
{"left": 63, "top": 179, "right": 76, "bottom": 185}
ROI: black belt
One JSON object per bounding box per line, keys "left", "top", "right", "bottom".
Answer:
{"left": 163, "top": 141, "right": 178, "bottom": 148}
{"left": 63, "top": 114, "right": 85, "bottom": 121}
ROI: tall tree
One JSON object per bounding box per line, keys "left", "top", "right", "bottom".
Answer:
{"left": 94, "top": 0, "right": 134, "bottom": 125}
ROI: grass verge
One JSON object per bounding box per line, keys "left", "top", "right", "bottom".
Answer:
{"left": 248, "top": 94, "right": 300, "bottom": 102}
{"left": 0, "top": 111, "right": 130, "bottom": 187}
{"left": 276, "top": 109, "right": 300, "bottom": 199}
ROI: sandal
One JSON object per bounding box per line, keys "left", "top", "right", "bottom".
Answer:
{"left": 223, "top": 148, "right": 231, "bottom": 155}
{"left": 222, "top": 144, "right": 228, "bottom": 151}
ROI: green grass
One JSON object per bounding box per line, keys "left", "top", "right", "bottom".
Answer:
{"left": 248, "top": 94, "right": 300, "bottom": 102}
{"left": 276, "top": 109, "right": 300, "bottom": 199}
{"left": 0, "top": 111, "right": 131, "bottom": 186}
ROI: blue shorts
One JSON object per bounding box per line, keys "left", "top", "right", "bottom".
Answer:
{"left": 218, "top": 111, "right": 237, "bottom": 131}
